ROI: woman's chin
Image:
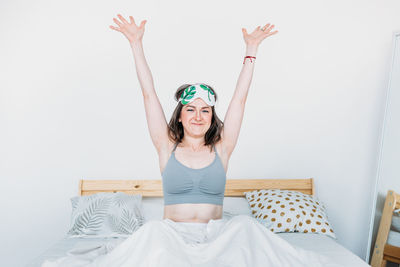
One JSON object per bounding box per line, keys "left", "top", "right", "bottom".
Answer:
{"left": 184, "top": 126, "right": 210, "bottom": 137}
{"left": 188, "top": 131, "right": 206, "bottom": 138}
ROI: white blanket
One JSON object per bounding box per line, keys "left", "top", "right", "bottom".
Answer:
{"left": 42, "top": 215, "right": 344, "bottom": 267}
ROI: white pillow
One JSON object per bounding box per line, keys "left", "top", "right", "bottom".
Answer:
{"left": 244, "top": 189, "right": 336, "bottom": 239}
{"left": 67, "top": 192, "right": 145, "bottom": 238}
{"left": 223, "top": 197, "right": 252, "bottom": 216}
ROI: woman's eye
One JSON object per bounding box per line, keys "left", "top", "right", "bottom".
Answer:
{"left": 186, "top": 109, "right": 209, "bottom": 113}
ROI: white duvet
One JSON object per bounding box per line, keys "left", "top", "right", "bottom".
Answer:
{"left": 42, "top": 215, "right": 344, "bottom": 267}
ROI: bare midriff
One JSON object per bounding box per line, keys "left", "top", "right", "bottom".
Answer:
{"left": 163, "top": 203, "right": 223, "bottom": 223}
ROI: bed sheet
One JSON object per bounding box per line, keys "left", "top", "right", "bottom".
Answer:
{"left": 27, "top": 237, "right": 126, "bottom": 267}
{"left": 277, "top": 232, "right": 368, "bottom": 267}
{"left": 27, "top": 230, "right": 368, "bottom": 267}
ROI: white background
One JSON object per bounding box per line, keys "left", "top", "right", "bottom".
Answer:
{"left": 1, "top": 0, "right": 399, "bottom": 266}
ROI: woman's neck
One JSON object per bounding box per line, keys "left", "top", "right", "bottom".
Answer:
{"left": 180, "top": 137, "right": 206, "bottom": 152}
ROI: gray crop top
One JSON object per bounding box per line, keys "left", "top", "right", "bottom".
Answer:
{"left": 161, "top": 142, "right": 226, "bottom": 205}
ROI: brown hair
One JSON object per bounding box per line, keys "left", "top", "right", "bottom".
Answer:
{"left": 168, "top": 83, "right": 224, "bottom": 152}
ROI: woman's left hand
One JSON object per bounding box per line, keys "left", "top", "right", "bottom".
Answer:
{"left": 242, "top": 23, "right": 278, "bottom": 47}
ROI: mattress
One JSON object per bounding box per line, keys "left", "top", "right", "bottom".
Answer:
{"left": 27, "top": 237, "right": 126, "bottom": 267}
{"left": 27, "top": 231, "right": 369, "bottom": 267}
{"left": 277, "top": 232, "right": 368, "bottom": 267}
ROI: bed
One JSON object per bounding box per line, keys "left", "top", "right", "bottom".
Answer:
{"left": 371, "top": 190, "right": 400, "bottom": 267}
{"left": 27, "top": 178, "right": 369, "bottom": 267}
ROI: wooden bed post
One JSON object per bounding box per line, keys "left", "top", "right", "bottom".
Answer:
{"left": 370, "top": 190, "right": 396, "bottom": 267}
{"left": 78, "top": 179, "right": 83, "bottom": 196}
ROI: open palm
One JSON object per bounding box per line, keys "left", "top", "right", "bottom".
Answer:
{"left": 110, "top": 14, "right": 147, "bottom": 43}
{"left": 242, "top": 23, "right": 278, "bottom": 46}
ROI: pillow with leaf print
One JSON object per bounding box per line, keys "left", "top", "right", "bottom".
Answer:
{"left": 67, "top": 192, "right": 145, "bottom": 238}
{"left": 244, "top": 189, "right": 336, "bottom": 239}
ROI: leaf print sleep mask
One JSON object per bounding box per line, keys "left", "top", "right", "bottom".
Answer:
{"left": 179, "top": 83, "right": 216, "bottom": 106}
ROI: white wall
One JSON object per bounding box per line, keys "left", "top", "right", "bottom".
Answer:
{"left": 1, "top": 0, "right": 399, "bottom": 266}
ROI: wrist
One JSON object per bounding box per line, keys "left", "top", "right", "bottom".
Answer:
{"left": 130, "top": 40, "right": 143, "bottom": 48}
{"left": 243, "top": 55, "right": 256, "bottom": 64}
{"left": 246, "top": 45, "right": 258, "bottom": 56}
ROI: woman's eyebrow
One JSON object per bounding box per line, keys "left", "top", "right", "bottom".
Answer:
{"left": 186, "top": 105, "right": 210, "bottom": 109}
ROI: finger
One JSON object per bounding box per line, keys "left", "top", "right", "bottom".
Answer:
{"left": 251, "top": 26, "right": 260, "bottom": 34}
{"left": 109, "top": 25, "right": 122, "bottom": 32}
{"left": 129, "top": 16, "right": 135, "bottom": 24}
{"left": 113, "top": 18, "right": 123, "bottom": 27}
{"left": 140, "top": 20, "right": 147, "bottom": 28}
{"left": 262, "top": 23, "right": 270, "bottom": 30}
{"left": 242, "top": 28, "right": 248, "bottom": 35}
{"left": 262, "top": 30, "right": 278, "bottom": 39}
{"left": 268, "top": 25, "right": 275, "bottom": 30}
{"left": 117, "top": 14, "right": 129, "bottom": 24}
{"left": 263, "top": 25, "right": 275, "bottom": 34}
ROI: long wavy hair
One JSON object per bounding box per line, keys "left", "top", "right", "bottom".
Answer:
{"left": 168, "top": 83, "right": 224, "bottom": 152}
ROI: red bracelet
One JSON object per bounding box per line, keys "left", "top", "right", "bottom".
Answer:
{"left": 243, "top": 56, "right": 256, "bottom": 64}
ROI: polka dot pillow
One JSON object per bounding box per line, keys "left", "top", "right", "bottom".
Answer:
{"left": 244, "top": 189, "right": 336, "bottom": 239}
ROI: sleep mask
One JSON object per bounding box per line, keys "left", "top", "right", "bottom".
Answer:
{"left": 179, "top": 83, "right": 216, "bottom": 106}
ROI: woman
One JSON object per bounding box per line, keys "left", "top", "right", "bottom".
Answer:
{"left": 93, "top": 15, "right": 336, "bottom": 267}
{"left": 42, "top": 15, "right": 338, "bottom": 267}
{"left": 109, "top": 14, "right": 277, "bottom": 225}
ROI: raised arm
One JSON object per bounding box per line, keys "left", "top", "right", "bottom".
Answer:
{"left": 222, "top": 23, "right": 278, "bottom": 156}
{"left": 110, "top": 15, "right": 169, "bottom": 153}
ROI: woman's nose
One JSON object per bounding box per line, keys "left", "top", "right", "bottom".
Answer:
{"left": 195, "top": 111, "right": 202, "bottom": 120}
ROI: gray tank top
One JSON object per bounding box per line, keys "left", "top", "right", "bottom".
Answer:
{"left": 162, "top": 142, "right": 227, "bottom": 205}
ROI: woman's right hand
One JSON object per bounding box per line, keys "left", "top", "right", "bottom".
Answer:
{"left": 109, "top": 14, "right": 147, "bottom": 44}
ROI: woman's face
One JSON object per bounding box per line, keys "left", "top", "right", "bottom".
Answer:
{"left": 179, "top": 98, "right": 213, "bottom": 138}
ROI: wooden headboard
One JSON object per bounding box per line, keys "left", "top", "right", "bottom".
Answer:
{"left": 79, "top": 178, "right": 315, "bottom": 197}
